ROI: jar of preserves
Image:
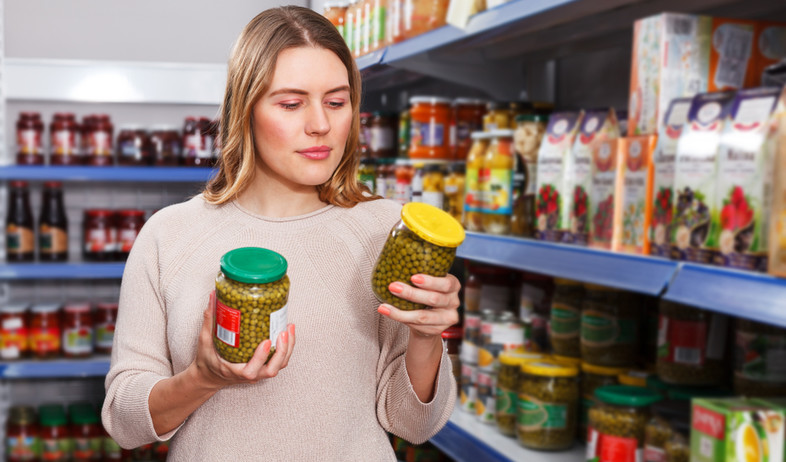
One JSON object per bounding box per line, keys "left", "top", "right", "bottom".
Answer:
{"left": 6, "top": 405, "right": 38, "bottom": 462}
{"left": 83, "top": 210, "right": 117, "bottom": 261}
{"left": 664, "top": 419, "right": 690, "bottom": 462}
{"left": 39, "top": 404, "right": 70, "bottom": 461}
{"left": 517, "top": 361, "right": 579, "bottom": 450}
{"left": 479, "top": 310, "right": 524, "bottom": 372}
{"left": 401, "top": 0, "right": 450, "bottom": 40}
{"left": 85, "top": 114, "right": 114, "bottom": 166}
{"left": 372, "top": 203, "right": 464, "bottom": 311}
{"left": 150, "top": 125, "right": 182, "bottom": 166}
{"left": 6, "top": 181, "right": 35, "bottom": 262}
{"left": 618, "top": 369, "right": 652, "bottom": 388}
{"left": 656, "top": 300, "right": 728, "bottom": 386}
{"left": 80, "top": 115, "right": 96, "bottom": 157}
{"left": 182, "top": 117, "right": 215, "bottom": 167}
{"left": 16, "top": 112, "right": 44, "bottom": 165}
{"left": 63, "top": 303, "right": 94, "bottom": 358}
{"left": 94, "top": 302, "right": 118, "bottom": 355}
{"left": 397, "top": 109, "right": 411, "bottom": 158}
{"left": 444, "top": 162, "right": 465, "bottom": 223}
{"left": 358, "top": 112, "right": 372, "bottom": 158}
{"left": 464, "top": 132, "right": 490, "bottom": 231}
{"left": 581, "top": 285, "right": 640, "bottom": 367}
{"left": 69, "top": 403, "right": 102, "bottom": 462}
{"left": 393, "top": 160, "right": 413, "bottom": 205}
{"left": 116, "top": 126, "right": 152, "bottom": 166}
{"left": 580, "top": 362, "right": 625, "bottom": 439}
{"left": 358, "top": 159, "right": 376, "bottom": 193}
{"left": 452, "top": 98, "right": 486, "bottom": 160}
{"left": 442, "top": 326, "right": 462, "bottom": 391}
{"left": 421, "top": 162, "right": 446, "bottom": 210}
{"left": 643, "top": 399, "right": 690, "bottom": 462}
{"left": 734, "top": 318, "right": 786, "bottom": 396}
{"left": 483, "top": 102, "right": 510, "bottom": 131}
{"left": 409, "top": 97, "right": 452, "bottom": 159}
{"left": 214, "top": 247, "right": 290, "bottom": 363}
{"left": 476, "top": 368, "right": 496, "bottom": 424}
{"left": 30, "top": 303, "right": 61, "bottom": 359}
{"left": 496, "top": 351, "right": 544, "bottom": 436}
{"left": 116, "top": 210, "right": 146, "bottom": 260}
{"left": 549, "top": 278, "right": 584, "bottom": 358}
{"left": 513, "top": 114, "right": 547, "bottom": 237}
{"left": 50, "top": 113, "right": 82, "bottom": 166}
{"left": 481, "top": 130, "right": 515, "bottom": 235}
{"left": 586, "top": 386, "right": 662, "bottom": 461}
{"left": 460, "top": 360, "right": 478, "bottom": 414}
{"left": 369, "top": 112, "right": 397, "bottom": 159}
{"left": 39, "top": 181, "right": 69, "bottom": 262}
{"left": 0, "top": 303, "right": 29, "bottom": 360}
{"left": 374, "top": 158, "right": 394, "bottom": 199}
{"left": 323, "top": 0, "right": 348, "bottom": 39}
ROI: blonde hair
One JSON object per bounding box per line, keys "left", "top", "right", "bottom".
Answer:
{"left": 204, "top": 6, "right": 375, "bottom": 207}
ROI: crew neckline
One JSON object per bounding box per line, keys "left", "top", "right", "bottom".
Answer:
{"left": 231, "top": 199, "right": 336, "bottom": 223}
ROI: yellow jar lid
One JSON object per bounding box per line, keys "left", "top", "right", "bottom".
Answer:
{"left": 499, "top": 351, "right": 545, "bottom": 367}
{"left": 618, "top": 370, "right": 651, "bottom": 387}
{"left": 521, "top": 360, "right": 579, "bottom": 377}
{"left": 550, "top": 355, "right": 582, "bottom": 367}
{"left": 401, "top": 202, "right": 466, "bottom": 248}
{"left": 581, "top": 362, "right": 627, "bottom": 376}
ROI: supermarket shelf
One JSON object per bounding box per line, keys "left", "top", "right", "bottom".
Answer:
{"left": 0, "top": 263, "right": 125, "bottom": 280}
{"left": 457, "top": 232, "right": 677, "bottom": 295}
{"left": 431, "top": 406, "right": 584, "bottom": 462}
{"left": 355, "top": 48, "right": 386, "bottom": 70}
{"left": 663, "top": 263, "right": 786, "bottom": 328}
{"left": 0, "top": 357, "right": 111, "bottom": 379}
{"left": 0, "top": 165, "right": 217, "bottom": 182}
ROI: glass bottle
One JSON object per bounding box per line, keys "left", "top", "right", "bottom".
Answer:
{"left": 481, "top": 130, "right": 514, "bottom": 235}
{"left": 6, "top": 181, "right": 35, "bottom": 262}
{"left": 38, "top": 181, "right": 69, "bottom": 262}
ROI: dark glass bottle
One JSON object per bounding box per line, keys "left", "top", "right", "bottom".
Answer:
{"left": 38, "top": 181, "right": 69, "bottom": 262}
{"left": 6, "top": 181, "right": 35, "bottom": 262}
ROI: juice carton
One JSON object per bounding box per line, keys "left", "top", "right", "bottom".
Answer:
{"left": 618, "top": 135, "right": 658, "bottom": 254}
{"left": 650, "top": 97, "right": 693, "bottom": 257}
{"left": 628, "top": 13, "right": 712, "bottom": 136}
{"left": 692, "top": 398, "right": 785, "bottom": 462}
{"left": 535, "top": 111, "right": 584, "bottom": 243}
{"left": 753, "top": 22, "right": 786, "bottom": 83}
{"left": 753, "top": 398, "right": 786, "bottom": 462}
{"left": 564, "top": 109, "right": 619, "bottom": 246}
{"left": 588, "top": 138, "right": 623, "bottom": 250}
{"left": 769, "top": 88, "right": 786, "bottom": 278}
{"left": 671, "top": 91, "right": 736, "bottom": 263}
{"left": 712, "top": 87, "right": 781, "bottom": 272}
{"left": 708, "top": 18, "right": 759, "bottom": 91}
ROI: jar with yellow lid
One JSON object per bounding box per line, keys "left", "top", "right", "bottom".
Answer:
{"left": 444, "top": 162, "right": 465, "bottom": 223}
{"left": 371, "top": 202, "right": 465, "bottom": 310}
{"left": 580, "top": 362, "right": 625, "bottom": 439}
{"left": 496, "top": 351, "right": 544, "bottom": 436}
{"left": 580, "top": 285, "right": 640, "bottom": 367}
{"left": 483, "top": 102, "right": 510, "bottom": 131}
{"left": 481, "top": 130, "right": 515, "bottom": 235}
{"left": 517, "top": 361, "right": 579, "bottom": 450}
{"left": 549, "top": 278, "right": 584, "bottom": 358}
{"left": 464, "top": 132, "right": 490, "bottom": 232}
{"left": 618, "top": 369, "right": 652, "bottom": 388}
{"left": 550, "top": 354, "right": 582, "bottom": 368}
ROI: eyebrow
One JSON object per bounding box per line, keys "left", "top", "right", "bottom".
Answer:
{"left": 268, "top": 85, "right": 351, "bottom": 97}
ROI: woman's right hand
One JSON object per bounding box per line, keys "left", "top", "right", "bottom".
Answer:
{"left": 193, "top": 291, "right": 296, "bottom": 390}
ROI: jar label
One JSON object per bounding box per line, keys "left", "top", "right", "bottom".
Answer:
{"left": 411, "top": 120, "right": 445, "bottom": 147}
{"left": 375, "top": 175, "right": 388, "bottom": 198}
{"left": 476, "top": 371, "right": 496, "bottom": 422}
{"left": 550, "top": 303, "right": 581, "bottom": 338}
{"left": 422, "top": 191, "right": 444, "bottom": 210}
{"left": 41, "top": 437, "right": 70, "bottom": 460}
{"left": 460, "top": 363, "right": 477, "bottom": 413}
{"left": 517, "top": 396, "right": 567, "bottom": 429}
{"left": 7, "top": 435, "right": 37, "bottom": 460}
{"left": 735, "top": 329, "right": 786, "bottom": 382}
{"left": 18, "top": 128, "right": 43, "bottom": 155}
{"left": 119, "top": 229, "right": 139, "bottom": 253}
{"left": 394, "top": 180, "right": 411, "bottom": 205}
{"left": 463, "top": 313, "right": 481, "bottom": 345}
{"left": 89, "top": 131, "right": 112, "bottom": 156}
{"left": 581, "top": 311, "right": 637, "bottom": 346}
{"left": 643, "top": 445, "right": 667, "bottom": 462}
{"left": 85, "top": 228, "right": 118, "bottom": 254}
{"left": 1, "top": 326, "right": 29, "bottom": 359}
{"left": 53, "top": 129, "right": 78, "bottom": 155}
{"left": 496, "top": 387, "right": 517, "bottom": 416}
{"left": 465, "top": 167, "right": 482, "bottom": 213}
{"left": 370, "top": 126, "right": 394, "bottom": 151}
{"left": 63, "top": 326, "right": 94, "bottom": 355}
{"left": 215, "top": 300, "right": 241, "bottom": 348}
{"left": 657, "top": 315, "right": 707, "bottom": 365}
{"left": 483, "top": 168, "right": 513, "bottom": 215}
{"left": 6, "top": 226, "right": 35, "bottom": 253}
{"left": 96, "top": 322, "right": 116, "bottom": 349}
{"left": 30, "top": 327, "right": 61, "bottom": 353}
{"left": 585, "top": 430, "right": 640, "bottom": 462}
{"left": 39, "top": 225, "right": 68, "bottom": 254}
{"left": 269, "top": 303, "right": 288, "bottom": 345}
{"left": 73, "top": 436, "right": 103, "bottom": 459}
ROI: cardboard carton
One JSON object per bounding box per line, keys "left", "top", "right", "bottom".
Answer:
{"left": 769, "top": 87, "right": 786, "bottom": 278}
{"left": 619, "top": 135, "right": 658, "bottom": 254}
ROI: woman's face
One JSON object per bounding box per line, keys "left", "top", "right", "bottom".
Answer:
{"left": 251, "top": 46, "right": 353, "bottom": 192}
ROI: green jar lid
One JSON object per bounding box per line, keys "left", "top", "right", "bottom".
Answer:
{"left": 69, "top": 405, "right": 99, "bottom": 425}
{"left": 595, "top": 385, "right": 662, "bottom": 407}
{"left": 39, "top": 404, "right": 67, "bottom": 427}
{"left": 646, "top": 375, "right": 673, "bottom": 393}
{"left": 668, "top": 385, "right": 731, "bottom": 401}
{"left": 220, "top": 247, "right": 287, "bottom": 284}
{"left": 515, "top": 113, "right": 548, "bottom": 123}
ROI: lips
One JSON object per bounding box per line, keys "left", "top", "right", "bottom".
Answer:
{"left": 297, "top": 146, "right": 331, "bottom": 160}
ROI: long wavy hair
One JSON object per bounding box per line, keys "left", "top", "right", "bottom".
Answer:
{"left": 204, "top": 6, "right": 375, "bottom": 207}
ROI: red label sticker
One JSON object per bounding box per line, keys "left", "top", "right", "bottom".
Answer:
{"left": 658, "top": 315, "right": 707, "bottom": 366}
{"left": 215, "top": 300, "right": 240, "bottom": 348}
{"left": 598, "top": 433, "right": 638, "bottom": 462}
{"left": 693, "top": 404, "right": 726, "bottom": 440}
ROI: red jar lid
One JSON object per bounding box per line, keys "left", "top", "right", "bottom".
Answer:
{"left": 85, "top": 209, "right": 115, "bottom": 218}
{"left": 96, "top": 303, "right": 118, "bottom": 311}
{"left": 43, "top": 181, "right": 63, "bottom": 189}
{"left": 64, "top": 303, "right": 91, "bottom": 313}
{"left": 442, "top": 326, "right": 463, "bottom": 339}
{"left": 9, "top": 180, "right": 28, "bottom": 188}
{"left": 117, "top": 209, "right": 145, "bottom": 217}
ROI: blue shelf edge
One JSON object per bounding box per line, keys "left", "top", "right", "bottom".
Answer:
{"left": 356, "top": 48, "right": 386, "bottom": 70}
{"left": 0, "top": 357, "right": 111, "bottom": 379}
{"left": 431, "top": 420, "right": 511, "bottom": 462}
{"left": 0, "top": 166, "right": 217, "bottom": 182}
{"left": 0, "top": 263, "right": 126, "bottom": 280}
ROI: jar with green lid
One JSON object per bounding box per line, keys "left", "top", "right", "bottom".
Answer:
{"left": 580, "top": 362, "right": 625, "bottom": 439}
{"left": 643, "top": 399, "right": 690, "bottom": 462}
{"left": 549, "top": 278, "right": 584, "bottom": 357}
{"left": 586, "top": 386, "right": 661, "bottom": 460}
{"left": 214, "top": 247, "right": 290, "bottom": 363}
{"left": 68, "top": 402, "right": 102, "bottom": 462}
{"left": 39, "top": 404, "right": 71, "bottom": 461}
{"left": 580, "top": 285, "right": 640, "bottom": 367}
{"left": 6, "top": 405, "right": 38, "bottom": 462}
{"left": 517, "top": 361, "right": 579, "bottom": 450}
{"left": 734, "top": 318, "right": 786, "bottom": 397}
{"left": 656, "top": 300, "right": 729, "bottom": 386}
{"left": 372, "top": 202, "right": 465, "bottom": 311}
{"left": 496, "top": 351, "right": 544, "bottom": 436}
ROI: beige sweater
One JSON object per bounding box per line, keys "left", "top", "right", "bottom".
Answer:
{"left": 101, "top": 195, "right": 456, "bottom": 461}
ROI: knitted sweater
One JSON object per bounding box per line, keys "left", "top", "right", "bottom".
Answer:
{"left": 101, "top": 195, "right": 456, "bottom": 461}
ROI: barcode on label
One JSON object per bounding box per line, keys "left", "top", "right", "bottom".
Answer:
{"left": 216, "top": 325, "right": 236, "bottom": 347}
{"left": 675, "top": 347, "right": 701, "bottom": 365}
{"left": 669, "top": 17, "right": 694, "bottom": 35}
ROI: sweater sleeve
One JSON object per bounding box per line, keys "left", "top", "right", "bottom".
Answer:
{"left": 101, "top": 217, "right": 180, "bottom": 448}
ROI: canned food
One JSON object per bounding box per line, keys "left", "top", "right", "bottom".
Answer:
{"left": 517, "top": 361, "right": 579, "bottom": 450}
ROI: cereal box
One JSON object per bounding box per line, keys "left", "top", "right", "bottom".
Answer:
{"left": 619, "top": 135, "right": 658, "bottom": 254}
{"left": 713, "top": 87, "right": 780, "bottom": 272}
{"left": 650, "top": 97, "right": 693, "bottom": 257}
{"left": 535, "top": 111, "right": 584, "bottom": 243}
{"left": 769, "top": 87, "right": 786, "bottom": 278}
{"left": 564, "top": 109, "right": 619, "bottom": 246}
{"left": 671, "top": 91, "right": 736, "bottom": 263}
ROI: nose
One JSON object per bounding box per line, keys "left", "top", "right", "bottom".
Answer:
{"left": 305, "top": 104, "right": 330, "bottom": 136}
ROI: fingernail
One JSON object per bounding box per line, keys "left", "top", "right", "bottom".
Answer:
{"left": 411, "top": 275, "right": 425, "bottom": 284}
{"left": 389, "top": 282, "right": 404, "bottom": 294}
{"left": 289, "top": 324, "right": 295, "bottom": 336}
{"left": 281, "top": 331, "right": 288, "bottom": 343}
{"left": 378, "top": 305, "right": 391, "bottom": 316}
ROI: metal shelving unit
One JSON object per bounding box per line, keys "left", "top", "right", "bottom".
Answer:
{"left": 0, "top": 357, "right": 110, "bottom": 379}
{"left": 0, "top": 165, "right": 217, "bottom": 182}
{"left": 0, "top": 263, "right": 125, "bottom": 280}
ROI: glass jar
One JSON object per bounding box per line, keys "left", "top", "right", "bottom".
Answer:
{"left": 6, "top": 180, "right": 35, "bottom": 262}
{"left": 371, "top": 202, "right": 464, "bottom": 310}
{"left": 580, "top": 362, "right": 625, "bottom": 440}
{"left": 359, "top": 112, "right": 372, "bottom": 158}
{"left": 214, "top": 247, "right": 290, "bottom": 363}
{"left": 16, "top": 112, "right": 45, "bottom": 165}
{"left": 393, "top": 161, "right": 413, "bottom": 205}
{"left": 401, "top": 0, "right": 450, "bottom": 40}
{"left": 0, "top": 303, "right": 29, "bottom": 360}
{"left": 460, "top": 361, "right": 478, "bottom": 414}
{"left": 85, "top": 114, "right": 114, "bottom": 166}
{"left": 517, "top": 361, "right": 579, "bottom": 450}
{"left": 375, "top": 158, "right": 395, "bottom": 199}
{"left": 549, "top": 278, "right": 584, "bottom": 358}
{"left": 409, "top": 97, "right": 452, "bottom": 159}
{"left": 496, "top": 351, "right": 544, "bottom": 436}
{"left": 643, "top": 400, "right": 690, "bottom": 462}
{"left": 39, "top": 404, "right": 70, "bottom": 461}
{"left": 63, "top": 303, "right": 94, "bottom": 358}
{"left": 369, "top": 112, "right": 397, "bottom": 159}
{"left": 479, "top": 310, "right": 524, "bottom": 372}
{"left": 421, "top": 162, "right": 446, "bottom": 210}
{"left": 734, "top": 318, "right": 786, "bottom": 397}
{"left": 519, "top": 272, "right": 553, "bottom": 351}
{"left": 39, "top": 181, "right": 69, "bottom": 262}
{"left": 182, "top": 117, "right": 215, "bottom": 167}
{"left": 483, "top": 102, "right": 511, "bottom": 131}
{"left": 30, "top": 303, "right": 62, "bottom": 359}
{"left": 358, "top": 159, "right": 376, "bottom": 193}
{"left": 397, "top": 109, "right": 411, "bottom": 158}
{"left": 444, "top": 162, "right": 465, "bottom": 223}
{"left": 656, "top": 300, "right": 728, "bottom": 386}
{"left": 464, "top": 132, "right": 490, "bottom": 232}
{"left": 618, "top": 369, "right": 653, "bottom": 388}
{"left": 116, "top": 210, "right": 146, "bottom": 260}
{"left": 6, "top": 405, "right": 38, "bottom": 462}
{"left": 481, "top": 130, "right": 515, "bottom": 235}
{"left": 83, "top": 210, "right": 117, "bottom": 262}
{"left": 69, "top": 403, "right": 102, "bottom": 462}
{"left": 94, "top": 302, "right": 118, "bottom": 355}
{"left": 452, "top": 98, "right": 486, "bottom": 160}
{"left": 581, "top": 285, "right": 640, "bottom": 367}
{"left": 664, "top": 420, "right": 690, "bottom": 462}
{"left": 513, "top": 114, "right": 548, "bottom": 237}
{"left": 50, "top": 113, "right": 82, "bottom": 166}
{"left": 150, "top": 125, "right": 182, "bottom": 166}
{"left": 476, "top": 368, "right": 497, "bottom": 424}
{"left": 586, "top": 386, "right": 662, "bottom": 461}
{"left": 411, "top": 162, "right": 424, "bottom": 203}
{"left": 442, "top": 326, "right": 462, "bottom": 392}
{"left": 116, "top": 126, "right": 152, "bottom": 166}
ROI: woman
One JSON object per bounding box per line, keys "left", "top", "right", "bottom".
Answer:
{"left": 102, "top": 6, "right": 460, "bottom": 460}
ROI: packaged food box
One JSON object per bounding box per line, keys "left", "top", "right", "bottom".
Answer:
{"left": 752, "top": 398, "right": 786, "bottom": 462}
{"left": 586, "top": 139, "right": 622, "bottom": 250}
{"left": 535, "top": 111, "right": 584, "bottom": 243}
{"left": 650, "top": 97, "right": 693, "bottom": 257}
{"left": 618, "top": 135, "right": 658, "bottom": 254}
{"left": 769, "top": 88, "right": 786, "bottom": 278}
{"left": 565, "top": 109, "right": 619, "bottom": 246}
{"left": 671, "top": 91, "right": 736, "bottom": 263}
{"left": 691, "top": 397, "right": 785, "bottom": 462}
{"left": 712, "top": 87, "right": 781, "bottom": 272}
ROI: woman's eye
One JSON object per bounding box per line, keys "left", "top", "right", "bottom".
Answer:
{"left": 280, "top": 102, "right": 300, "bottom": 110}
{"left": 327, "top": 101, "right": 346, "bottom": 109}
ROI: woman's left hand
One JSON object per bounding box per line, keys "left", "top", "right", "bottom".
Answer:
{"left": 377, "top": 273, "right": 461, "bottom": 337}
